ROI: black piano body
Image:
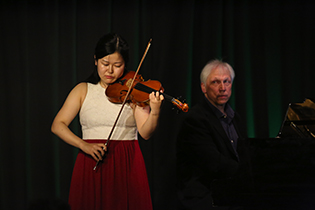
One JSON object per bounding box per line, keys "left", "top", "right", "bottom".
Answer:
{"left": 212, "top": 99, "right": 315, "bottom": 210}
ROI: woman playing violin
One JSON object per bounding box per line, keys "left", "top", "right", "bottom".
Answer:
{"left": 51, "top": 33, "right": 164, "bottom": 210}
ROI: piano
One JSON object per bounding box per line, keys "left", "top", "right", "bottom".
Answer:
{"left": 211, "top": 99, "right": 315, "bottom": 210}
{"left": 278, "top": 98, "right": 315, "bottom": 139}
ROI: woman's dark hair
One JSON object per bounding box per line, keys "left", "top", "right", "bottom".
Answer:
{"left": 84, "top": 33, "right": 129, "bottom": 84}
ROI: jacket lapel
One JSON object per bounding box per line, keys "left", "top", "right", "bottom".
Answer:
{"left": 201, "top": 99, "right": 239, "bottom": 160}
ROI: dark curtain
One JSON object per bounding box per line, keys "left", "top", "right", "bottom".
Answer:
{"left": 1, "top": 0, "right": 314, "bottom": 209}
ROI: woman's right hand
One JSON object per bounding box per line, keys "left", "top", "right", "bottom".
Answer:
{"left": 80, "top": 142, "right": 107, "bottom": 161}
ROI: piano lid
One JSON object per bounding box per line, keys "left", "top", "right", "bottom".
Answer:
{"left": 277, "top": 98, "right": 315, "bottom": 138}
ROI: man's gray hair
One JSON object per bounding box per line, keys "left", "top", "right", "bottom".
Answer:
{"left": 200, "top": 59, "right": 235, "bottom": 84}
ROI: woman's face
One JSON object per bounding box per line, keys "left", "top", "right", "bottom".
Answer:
{"left": 95, "top": 51, "right": 125, "bottom": 88}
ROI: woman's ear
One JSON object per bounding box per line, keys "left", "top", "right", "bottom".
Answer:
{"left": 94, "top": 55, "right": 97, "bottom": 66}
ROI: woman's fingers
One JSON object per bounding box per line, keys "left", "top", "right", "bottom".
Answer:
{"left": 82, "top": 143, "right": 107, "bottom": 161}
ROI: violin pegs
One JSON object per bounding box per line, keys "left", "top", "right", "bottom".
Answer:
{"left": 170, "top": 104, "right": 182, "bottom": 114}
{"left": 177, "top": 96, "right": 187, "bottom": 103}
{"left": 177, "top": 96, "right": 185, "bottom": 102}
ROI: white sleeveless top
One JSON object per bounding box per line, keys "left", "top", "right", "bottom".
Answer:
{"left": 79, "top": 83, "right": 138, "bottom": 140}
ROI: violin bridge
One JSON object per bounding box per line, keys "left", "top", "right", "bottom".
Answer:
{"left": 126, "top": 78, "right": 133, "bottom": 88}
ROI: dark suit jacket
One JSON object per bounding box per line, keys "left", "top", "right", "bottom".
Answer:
{"left": 176, "top": 97, "right": 247, "bottom": 208}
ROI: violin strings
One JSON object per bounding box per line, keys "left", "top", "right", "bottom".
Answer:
{"left": 134, "top": 83, "right": 155, "bottom": 93}
{"left": 134, "top": 82, "right": 189, "bottom": 113}
{"left": 134, "top": 83, "right": 173, "bottom": 101}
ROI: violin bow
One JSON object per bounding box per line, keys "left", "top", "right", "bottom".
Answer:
{"left": 93, "top": 39, "right": 152, "bottom": 170}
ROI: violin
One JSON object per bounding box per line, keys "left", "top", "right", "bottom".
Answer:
{"left": 105, "top": 71, "right": 189, "bottom": 112}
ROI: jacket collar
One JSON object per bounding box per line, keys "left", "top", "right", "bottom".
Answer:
{"left": 201, "top": 97, "right": 239, "bottom": 160}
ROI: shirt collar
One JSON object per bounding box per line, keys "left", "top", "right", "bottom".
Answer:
{"left": 204, "top": 96, "right": 235, "bottom": 120}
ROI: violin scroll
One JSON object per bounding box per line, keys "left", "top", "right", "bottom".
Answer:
{"left": 171, "top": 98, "right": 189, "bottom": 113}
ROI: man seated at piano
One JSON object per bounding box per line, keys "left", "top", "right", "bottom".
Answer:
{"left": 176, "top": 59, "right": 250, "bottom": 210}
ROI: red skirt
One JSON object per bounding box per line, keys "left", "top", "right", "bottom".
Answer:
{"left": 68, "top": 140, "right": 153, "bottom": 210}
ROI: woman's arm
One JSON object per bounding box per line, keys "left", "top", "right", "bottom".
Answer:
{"left": 51, "top": 82, "right": 106, "bottom": 161}
{"left": 133, "top": 91, "right": 164, "bottom": 140}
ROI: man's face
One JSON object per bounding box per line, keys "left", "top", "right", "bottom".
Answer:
{"left": 201, "top": 66, "right": 232, "bottom": 109}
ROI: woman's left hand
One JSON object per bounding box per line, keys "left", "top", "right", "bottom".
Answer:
{"left": 132, "top": 91, "right": 164, "bottom": 140}
{"left": 149, "top": 91, "right": 164, "bottom": 114}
